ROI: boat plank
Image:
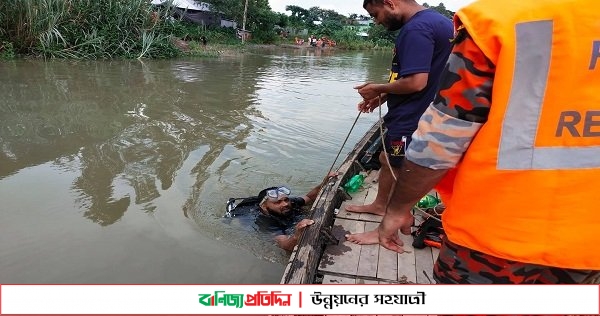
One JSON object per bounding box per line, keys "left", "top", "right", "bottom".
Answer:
{"left": 318, "top": 218, "right": 365, "bottom": 276}
{"left": 414, "top": 247, "right": 435, "bottom": 284}
{"left": 337, "top": 201, "right": 365, "bottom": 221}
{"left": 357, "top": 182, "right": 383, "bottom": 222}
{"left": 364, "top": 168, "right": 380, "bottom": 183}
{"left": 378, "top": 247, "right": 399, "bottom": 282}
{"left": 397, "top": 232, "right": 417, "bottom": 284}
{"left": 368, "top": 220, "right": 398, "bottom": 282}
{"left": 335, "top": 170, "right": 383, "bottom": 222}
{"left": 361, "top": 279, "right": 379, "bottom": 284}
{"left": 321, "top": 275, "right": 383, "bottom": 284}
{"left": 322, "top": 275, "right": 356, "bottom": 284}
{"left": 432, "top": 247, "right": 440, "bottom": 261}
{"left": 356, "top": 241, "right": 379, "bottom": 278}
{"left": 336, "top": 189, "right": 369, "bottom": 221}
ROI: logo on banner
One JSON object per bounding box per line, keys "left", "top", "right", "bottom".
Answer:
{"left": 198, "top": 290, "right": 293, "bottom": 308}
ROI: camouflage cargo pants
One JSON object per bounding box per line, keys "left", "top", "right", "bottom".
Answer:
{"left": 433, "top": 238, "right": 596, "bottom": 284}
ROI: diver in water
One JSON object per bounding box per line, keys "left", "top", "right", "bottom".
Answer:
{"left": 225, "top": 172, "right": 337, "bottom": 251}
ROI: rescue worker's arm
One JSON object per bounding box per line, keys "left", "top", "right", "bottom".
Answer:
{"left": 377, "top": 29, "right": 495, "bottom": 253}
{"left": 354, "top": 73, "right": 429, "bottom": 101}
{"left": 358, "top": 94, "right": 388, "bottom": 113}
{"left": 356, "top": 25, "right": 436, "bottom": 104}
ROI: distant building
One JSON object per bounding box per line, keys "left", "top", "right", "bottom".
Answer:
{"left": 346, "top": 19, "right": 374, "bottom": 37}
{"left": 150, "top": 0, "right": 237, "bottom": 28}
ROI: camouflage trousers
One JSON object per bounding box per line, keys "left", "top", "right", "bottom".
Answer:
{"left": 433, "top": 238, "right": 596, "bottom": 284}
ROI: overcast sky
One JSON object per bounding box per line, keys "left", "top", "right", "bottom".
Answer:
{"left": 269, "top": 0, "right": 476, "bottom": 16}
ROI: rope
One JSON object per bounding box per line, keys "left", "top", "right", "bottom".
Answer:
{"left": 377, "top": 94, "right": 398, "bottom": 182}
{"left": 412, "top": 206, "right": 443, "bottom": 223}
{"left": 310, "top": 110, "right": 363, "bottom": 205}
{"left": 325, "top": 111, "right": 362, "bottom": 177}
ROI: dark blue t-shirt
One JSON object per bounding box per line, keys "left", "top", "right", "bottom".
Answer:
{"left": 385, "top": 9, "right": 454, "bottom": 136}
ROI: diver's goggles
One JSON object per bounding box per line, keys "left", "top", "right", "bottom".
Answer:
{"left": 265, "top": 186, "right": 291, "bottom": 200}
{"left": 259, "top": 186, "right": 291, "bottom": 206}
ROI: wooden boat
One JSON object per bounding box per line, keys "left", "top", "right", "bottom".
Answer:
{"left": 280, "top": 119, "right": 441, "bottom": 284}
{"left": 281, "top": 118, "right": 600, "bottom": 286}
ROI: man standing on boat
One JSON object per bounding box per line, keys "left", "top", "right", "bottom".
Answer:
{"left": 368, "top": 0, "right": 600, "bottom": 283}
{"left": 345, "top": 0, "right": 453, "bottom": 244}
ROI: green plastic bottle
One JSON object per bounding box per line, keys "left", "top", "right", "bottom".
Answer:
{"left": 416, "top": 194, "right": 440, "bottom": 208}
{"left": 344, "top": 174, "right": 365, "bottom": 193}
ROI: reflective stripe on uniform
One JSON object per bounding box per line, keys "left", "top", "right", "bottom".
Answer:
{"left": 498, "top": 20, "right": 600, "bottom": 170}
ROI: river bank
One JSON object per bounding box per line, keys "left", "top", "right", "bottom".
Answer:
{"left": 183, "top": 41, "right": 391, "bottom": 59}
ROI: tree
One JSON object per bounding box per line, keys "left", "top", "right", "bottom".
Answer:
{"left": 204, "top": 0, "right": 278, "bottom": 41}
{"left": 315, "top": 19, "right": 344, "bottom": 37}
{"left": 422, "top": 2, "right": 455, "bottom": 19}
{"left": 285, "top": 5, "right": 309, "bottom": 20}
{"left": 285, "top": 5, "right": 310, "bottom": 29}
{"left": 318, "top": 9, "right": 346, "bottom": 24}
{"left": 368, "top": 24, "right": 396, "bottom": 43}
{"left": 203, "top": 0, "right": 243, "bottom": 23}
{"left": 306, "top": 6, "right": 323, "bottom": 25}
{"left": 274, "top": 12, "right": 289, "bottom": 28}
{"left": 283, "top": 5, "right": 348, "bottom": 35}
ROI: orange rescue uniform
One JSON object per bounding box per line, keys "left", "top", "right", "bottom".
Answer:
{"left": 442, "top": 0, "right": 600, "bottom": 269}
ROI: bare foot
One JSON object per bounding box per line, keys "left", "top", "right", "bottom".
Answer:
{"left": 345, "top": 203, "right": 385, "bottom": 216}
{"left": 345, "top": 229, "right": 379, "bottom": 245}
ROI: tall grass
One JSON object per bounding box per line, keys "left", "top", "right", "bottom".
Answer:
{"left": 0, "top": 0, "right": 181, "bottom": 59}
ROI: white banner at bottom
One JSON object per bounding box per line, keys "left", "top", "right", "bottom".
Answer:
{"left": 1, "top": 284, "right": 598, "bottom": 314}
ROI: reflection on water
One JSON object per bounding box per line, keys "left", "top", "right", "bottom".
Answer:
{"left": 0, "top": 48, "right": 390, "bottom": 283}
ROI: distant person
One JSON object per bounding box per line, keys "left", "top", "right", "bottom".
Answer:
{"left": 345, "top": 0, "right": 454, "bottom": 245}
{"left": 371, "top": 0, "right": 600, "bottom": 284}
{"left": 226, "top": 173, "right": 337, "bottom": 251}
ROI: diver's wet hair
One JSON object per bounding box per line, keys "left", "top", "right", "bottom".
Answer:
{"left": 257, "top": 187, "right": 278, "bottom": 204}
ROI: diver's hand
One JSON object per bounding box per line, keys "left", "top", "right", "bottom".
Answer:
{"left": 295, "top": 219, "right": 314, "bottom": 232}
{"left": 275, "top": 219, "right": 314, "bottom": 251}
{"left": 325, "top": 171, "right": 339, "bottom": 181}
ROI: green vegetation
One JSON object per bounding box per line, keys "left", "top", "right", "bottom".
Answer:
{"left": 0, "top": 41, "right": 16, "bottom": 59}
{"left": 0, "top": 0, "right": 454, "bottom": 59}
{"left": 423, "top": 2, "right": 455, "bottom": 19}
{"left": 0, "top": 0, "right": 183, "bottom": 59}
